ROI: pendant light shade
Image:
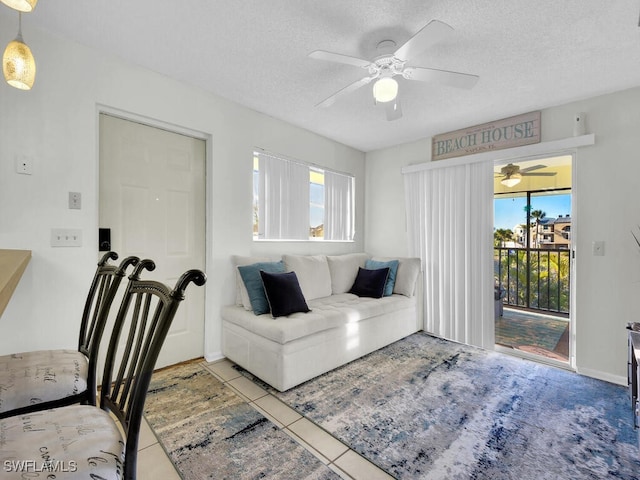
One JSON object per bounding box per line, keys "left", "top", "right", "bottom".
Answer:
{"left": 500, "top": 173, "right": 522, "bottom": 188}
{"left": 373, "top": 77, "right": 398, "bottom": 103}
{"left": 3, "top": 13, "right": 36, "bottom": 90}
{"left": 0, "top": 0, "right": 37, "bottom": 12}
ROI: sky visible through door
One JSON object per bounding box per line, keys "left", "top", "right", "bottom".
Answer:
{"left": 495, "top": 194, "right": 571, "bottom": 231}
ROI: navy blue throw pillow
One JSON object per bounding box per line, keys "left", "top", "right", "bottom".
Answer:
{"left": 349, "top": 267, "right": 390, "bottom": 299}
{"left": 260, "top": 270, "right": 311, "bottom": 318}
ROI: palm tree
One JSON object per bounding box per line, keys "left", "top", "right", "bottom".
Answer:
{"left": 530, "top": 209, "right": 546, "bottom": 248}
{"left": 494, "top": 228, "right": 514, "bottom": 247}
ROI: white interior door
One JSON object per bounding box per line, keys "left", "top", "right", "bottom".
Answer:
{"left": 99, "top": 113, "right": 206, "bottom": 368}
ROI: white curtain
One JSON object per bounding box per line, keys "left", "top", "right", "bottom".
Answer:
{"left": 258, "top": 153, "right": 310, "bottom": 240}
{"left": 324, "top": 170, "right": 355, "bottom": 241}
{"left": 404, "top": 160, "right": 494, "bottom": 349}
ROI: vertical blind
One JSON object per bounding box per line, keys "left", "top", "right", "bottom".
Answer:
{"left": 404, "top": 160, "right": 494, "bottom": 349}
{"left": 324, "top": 170, "right": 355, "bottom": 241}
{"left": 258, "top": 152, "right": 310, "bottom": 240}
{"left": 255, "top": 150, "right": 355, "bottom": 241}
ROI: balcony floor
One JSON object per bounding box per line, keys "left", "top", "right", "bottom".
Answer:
{"left": 495, "top": 307, "right": 569, "bottom": 362}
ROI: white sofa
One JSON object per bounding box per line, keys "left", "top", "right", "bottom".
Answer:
{"left": 221, "top": 253, "right": 422, "bottom": 391}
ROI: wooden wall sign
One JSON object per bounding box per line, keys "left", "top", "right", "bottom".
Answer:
{"left": 431, "top": 111, "right": 541, "bottom": 161}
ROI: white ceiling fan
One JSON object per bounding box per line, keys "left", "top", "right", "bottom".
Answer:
{"left": 496, "top": 163, "right": 557, "bottom": 187}
{"left": 308, "top": 20, "right": 479, "bottom": 121}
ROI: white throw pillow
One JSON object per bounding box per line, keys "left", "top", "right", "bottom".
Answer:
{"left": 326, "top": 253, "right": 369, "bottom": 294}
{"left": 371, "top": 256, "right": 421, "bottom": 297}
{"left": 282, "top": 254, "right": 332, "bottom": 301}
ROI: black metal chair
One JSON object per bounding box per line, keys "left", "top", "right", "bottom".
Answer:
{"left": 0, "top": 260, "right": 206, "bottom": 480}
{"left": 0, "top": 252, "right": 139, "bottom": 418}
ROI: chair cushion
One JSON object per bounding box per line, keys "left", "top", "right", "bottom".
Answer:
{"left": 0, "top": 405, "right": 124, "bottom": 479}
{"left": 0, "top": 349, "right": 88, "bottom": 414}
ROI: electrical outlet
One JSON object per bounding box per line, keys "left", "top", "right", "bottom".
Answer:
{"left": 69, "top": 192, "right": 82, "bottom": 210}
{"left": 592, "top": 240, "right": 605, "bottom": 256}
{"left": 15, "top": 155, "right": 33, "bottom": 175}
{"left": 51, "top": 229, "right": 82, "bottom": 247}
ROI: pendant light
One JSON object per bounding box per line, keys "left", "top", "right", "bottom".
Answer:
{"left": 500, "top": 173, "right": 522, "bottom": 188}
{"left": 0, "top": 0, "right": 37, "bottom": 12}
{"left": 3, "top": 12, "right": 36, "bottom": 90}
{"left": 373, "top": 76, "right": 398, "bottom": 103}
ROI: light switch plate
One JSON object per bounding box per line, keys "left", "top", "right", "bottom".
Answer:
{"left": 592, "top": 241, "right": 605, "bottom": 256}
{"left": 51, "top": 229, "right": 82, "bottom": 247}
{"left": 68, "top": 192, "right": 82, "bottom": 209}
{"left": 15, "top": 155, "right": 33, "bottom": 175}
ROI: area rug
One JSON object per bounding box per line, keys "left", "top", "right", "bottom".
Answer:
{"left": 144, "top": 362, "right": 340, "bottom": 479}
{"left": 272, "top": 332, "right": 640, "bottom": 480}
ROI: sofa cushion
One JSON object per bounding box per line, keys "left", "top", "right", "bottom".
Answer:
{"left": 232, "top": 255, "right": 271, "bottom": 308}
{"left": 372, "top": 257, "right": 421, "bottom": 297}
{"left": 221, "top": 293, "right": 417, "bottom": 345}
{"left": 238, "top": 261, "right": 286, "bottom": 315}
{"left": 365, "top": 259, "right": 399, "bottom": 297}
{"left": 260, "top": 271, "right": 310, "bottom": 318}
{"left": 326, "top": 253, "right": 369, "bottom": 294}
{"left": 282, "top": 255, "right": 332, "bottom": 301}
{"left": 349, "top": 267, "right": 390, "bottom": 299}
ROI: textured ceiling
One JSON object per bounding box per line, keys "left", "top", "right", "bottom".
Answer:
{"left": 3, "top": 0, "right": 640, "bottom": 152}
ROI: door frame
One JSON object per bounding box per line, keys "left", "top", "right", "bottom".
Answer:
{"left": 493, "top": 151, "right": 576, "bottom": 370}
{"left": 96, "top": 104, "right": 213, "bottom": 360}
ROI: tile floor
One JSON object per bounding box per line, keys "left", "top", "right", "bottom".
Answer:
{"left": 136, "top": 358, "right": 393, "bottom": 480}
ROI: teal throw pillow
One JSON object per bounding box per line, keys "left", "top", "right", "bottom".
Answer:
{"left": 365, "top": 259, "right": 399, "bottom": 296}
{"left": 238, "top": 261, "right": 285, "bottom": 315}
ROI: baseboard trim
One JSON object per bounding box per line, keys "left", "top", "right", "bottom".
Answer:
{"left": 204, "top": 351, "right": 224, "bottom": 363}
{"left": 577, "top": 366, "right": 626, "bottom": 386}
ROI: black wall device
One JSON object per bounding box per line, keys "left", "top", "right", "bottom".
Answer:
{"left": 99, "top": 228, "right": 111, "bottom": 252}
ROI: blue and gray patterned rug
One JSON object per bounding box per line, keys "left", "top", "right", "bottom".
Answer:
{"left": 144, "top": 362, "right": 340, "bottom": 479}
{"left": 273, "top": 332, "right": 640, "bottom": 479}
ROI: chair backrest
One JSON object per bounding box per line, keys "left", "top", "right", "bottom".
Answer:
{"left": 79, "top": 252, "right": 140, "bottom": 405}
{"left": 99, "top": 259, "right": 206, "bottom": 480}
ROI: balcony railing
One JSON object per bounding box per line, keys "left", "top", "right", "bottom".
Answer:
{"left": 494, "top": 247, "right": 570, "bottom": 315}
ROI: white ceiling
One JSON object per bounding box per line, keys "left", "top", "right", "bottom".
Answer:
{"left": 3, "top": 0, "right": 640, "bottom": 152}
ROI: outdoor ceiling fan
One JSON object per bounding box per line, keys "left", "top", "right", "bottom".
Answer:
{"left": 308, "top": 20, "right": 479, "bottom": 121}
{"left": 496, "top": 163, "right": 557, "bottom": 188}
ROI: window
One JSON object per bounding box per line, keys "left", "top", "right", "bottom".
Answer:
{"left": 253, "top": 150, "right": 355, "bottom": 241}
{"left": 310, "top": 168, "right": 325, "bottom": 238}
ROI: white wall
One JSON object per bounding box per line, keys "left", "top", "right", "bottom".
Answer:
{"left": 365, "top": 87, "right": 640, "bottom": 384}
{"left": 0, "top": 16, "right": 365, "bottom": 360}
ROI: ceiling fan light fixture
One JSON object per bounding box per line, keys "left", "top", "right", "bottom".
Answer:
{"left": 3, "top": 13, "right": 36, "bottom": 90}
{"left": 501, "top": 173, "right": 522, "bottom": 188}
{"left": 0, "top": 0, "right": 37, "bottom": 12}
{"left": 373, "top": 76, "right": 398, "bottom": 103}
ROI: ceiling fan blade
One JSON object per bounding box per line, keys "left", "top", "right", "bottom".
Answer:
{"left": 308, "top": 50, "right": 371, "bottom": 69}
{"left": 519, "top": 164, "right": 547, "bottom": 173}
{"left": 403, "top": 66, "right": 479, "bottom": 89}
{"left": 385, "top": 98, "right": 402, "bottom": 121}
{"left": 394, "top": 20, "right": 454, "bottom": 61}
{"left": 315, "top": 76, "right": 374, "bottom": 108}
{"left": 521, "top": 172, "right": 557, "bottom": 176}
